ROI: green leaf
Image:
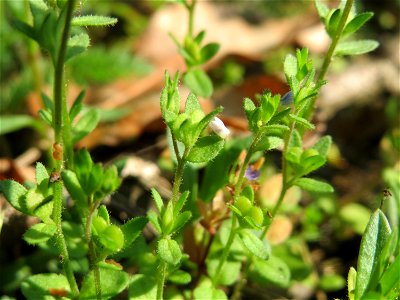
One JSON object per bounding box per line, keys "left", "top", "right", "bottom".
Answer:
{"left": 340, "top": 203, "right": 371, "bottom": 235}
{"left": 254, "top": 136, "right": 283, "bottom": 152}
{"left": 313, "top": 135, "right": 332, "bottom": 158}
{"left": 12, "top": 19, "right": 37, "bottom": 41}
{"left": 168, "top": 270, "right": 191, "bottom": 285}
{"left": 183, "top": 69, "right": 213, "bottom": 98}
{"left": 121, "top": 216, "right": 148, "bottom": 247}
{"left": 69, "top": 90, "right": 85, "bottom": 122}
{"left": 0, "top": 180, "right": 28, "bottom": 213}
{"left": 129, "top": 274, "right": 157, "bottom": 300}
{"left": 80, "top": 266, "right": 129, "bottom": 299}
{"left": 72, "top": 108, "right": 100, "bottom": 144}
{"left": 327, "top": 8, "right": 341, "bottom": 36}
{"left": 36, "top": 162, "right": 49, "bottom": 186}
{"left": 23, "top": 223, "right": 57, "bottom": 244}
{"left": 294, "top": 178, "right": 334, "bottom": 193}
{"left": 348, "top": 267, "right": 357, "bottom": 300}
{"left": 158, "top": 238, "right": 182, "bottom": 265}
{"left": 61, "top": 170, "right": 87, "bottom": 209}
{"left": 71, "top": 15, "right": 118, "bottom": 27}
{"left": 315, "top": 0, "right": 330, "bottom": 19}
{"left": 39, "top": 109, "right": 52, "bottom": 126}
{"left": 200, "top": 43, "right": 219, "bottom": 63}
{"left": 343, "top": 12, "right": 374, "bottom": 37}
{"left": 148, "top": 210, "right": 162, "bottom": 233}
{"left": 284, "top": 54, "right": 297, "bottom": 79}
{"left": 151, "top": 188, "right": 164, "bottom": 213}
{"left": 380, "top": 254, "right": 400, "bottom": 298}
{"left": 355, "top": 209, "right": 391, "bottom": 300}
{"left": 319, "top": 274, "right": 346, "bottom": 292}
{"left": 184, "top": 93, "right": 201, "bottom": 114}
{"left": 171, "top": 210, "right": 192, "bottom": 233}
{"left": 248, "top": 256, "right": 291, "bottom": 288}
{"left": 187, "top": 135, "right": 225, "bottom": 163}
{"left": 335, "top": 40, "right": 379, "bottom": 56}
{"left": 288, "top": 113, "right": 315, "bottom": 129}
{"left": 174, "top": 191, "right": 190, "bottom": 215}
{"left": 21, "top": 273, "right": 70, "bottom": 300}
{"left": 65, "top": 33, "right": 90, "bottom": 62}
{"left": 289, "top": 129, "right": 302, "bottom": 148}
{"left": 0, "top": 115, "right": 40, "bottom": 135}
{"left": 98, "top": 225, "right": 124, "bottom": 253}
{"left": 97, "top": 205, "right": 110, "bottom": 224}
{"left": 194, "top": 277, "right": 227, "bottom": 300}
{"left": 238, "top": 229, "right": 270, "bottom": 259}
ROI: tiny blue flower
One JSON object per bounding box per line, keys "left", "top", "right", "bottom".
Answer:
{"left": 245, "top": 167, "right": 260, "bottom": 181}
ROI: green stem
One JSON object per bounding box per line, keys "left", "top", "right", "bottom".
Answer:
{"left": 187, "top": 0, "right": 196, "bottom": 38}
{"left": 212, "top": 215, "right": 237, "bottom": 286}
{"left": 51, "top": 0, "right": 79, "bottom": 296}
{"left": 85, "top": 203, "right": 102, "bottom": 300}
{"left": 156, "top": 261, "right": 167, "bottom": 300}
{"left": 317, "top": 0, "right": 354, "bottom": 82}
{"left": 234, "top": 130, "right": 264, "bottom": 194}
{"left": 171, "top": 146, "right": 190, "bottom": 203}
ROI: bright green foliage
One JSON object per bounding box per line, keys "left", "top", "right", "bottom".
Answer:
{"left": 21, "top": 273, "right": 70, "bottom": 300}
{"left": 158, "top": 238, "right": 182, "bottom": 265}
{"left": 238, "top": 229, "right": 270, "bottom": 259}
{"left": 248, "top": 256, "right": 291, "bottom": 288}
{"left": 193, "top": 277, "right": 227, "bottom": 300}
{"left": 348, "top": 209, "right": 398, "bottom": 300}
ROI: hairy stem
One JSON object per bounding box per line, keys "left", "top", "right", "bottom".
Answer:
{"left": 85, "top": 202, "right": 102, "bottom": 300}
{"left": 52, "top": 0, "right": 79, "bottom": 296}
{"left": 317, "top": 0, "right": 354, "bottom": 82}
{"left": 212, "top": 215, "right": 237, "bottom": 286}
{"left": 187, "top": 0, "right": 196, "bottom": 38}
{"left": 156, "top": 261, "right": 167, "bottom": 300}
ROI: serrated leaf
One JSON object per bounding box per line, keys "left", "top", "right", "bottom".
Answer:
{"left": 294, "top": 178, "right": 334, "bottom": 193}
{"left": 248, "top": 256, "right": 291, "bottom": 288}
{"left": 23, "top": 223, "right": 57, "bottom": 244}
{"left": 172, "top": 211, "right": 192, "bottom": 233}
{"left": 343, "top": 12, "right": 373, "bottom": 37}
{"left": 72, "top": 108, "right": 100, "bottom": 144}
{"left": 187, "top": 135, "right": 225, "bottom": 163}
{"left": 151, "top": 188, "right": 164, "bottom": 213}
{"left": 72, "top": 15, "right": 117, "bottom": 27}
{"left": 200, "top": 43, "right": 219, "bottom": 63}
{"left": 313, "top": 135, "right": 332, "bottom": 158}
{"left": 0, "top": 115, "right": 40, "bottom": 135}
{"left": 158, "top": 238, "right": 182, "bottom": 265}
{"left": 61, "top": 170, "right": 87, "bottom": 209}
{"left": 335, "top": 40, "right": 379, "bottom": 56}
{"left": 80, "top": 267, "right": 129, "bottom": 299}
{"left": 65, "top": 33, "right": 90, "bottom": 62}
{"left": 284, "top": 54, "right": 297, "bottom": 79}
{"left": 355, "top": 209, "right": 391, "bottom": 300}
{"left": 183, "top": 69, "right": 213, "bottom": 98}
{"left": 21, "top": 273, "right": 70, "bottom": 300}
{"left": 0, "top": 180, "right": 28, "bottom": 213}
{"left": 288, "top": 113, "right": 315, "bottom": 129}
{"left": 238, "top": 229, "right": 270, "bottom": 259}
{"left": 168, "top": 270, "right": 191, "bottom": 285}
{"left": 121, "top": 216, "right": 148, "bottom": 247}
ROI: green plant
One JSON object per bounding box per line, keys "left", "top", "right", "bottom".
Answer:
{"left": 1, "top": 0, "right": 396, "bottom": 299}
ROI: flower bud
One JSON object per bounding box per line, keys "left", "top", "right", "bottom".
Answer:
{"left": 209, "top": 117, "right": 230, "bottom": 139}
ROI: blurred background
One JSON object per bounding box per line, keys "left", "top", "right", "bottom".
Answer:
{"left": 0, "top": 0, "right": 399, "bottom": 299}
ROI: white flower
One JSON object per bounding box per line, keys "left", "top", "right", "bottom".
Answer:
{"left": 209, "top": 117, "right": 230, "bottom": 139}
